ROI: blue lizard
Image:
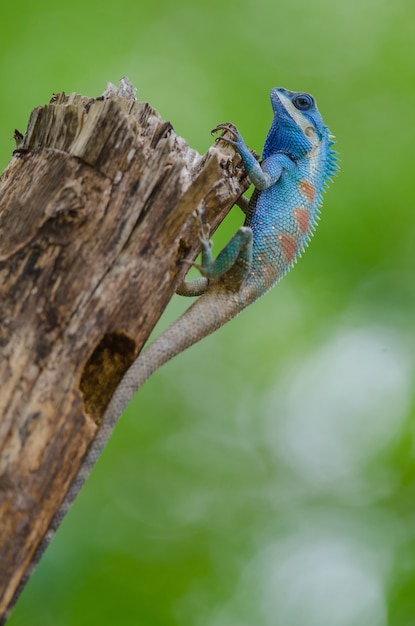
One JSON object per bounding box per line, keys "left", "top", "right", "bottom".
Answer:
{"left": 102, "top": 87, "right": 338, "bottom": 399}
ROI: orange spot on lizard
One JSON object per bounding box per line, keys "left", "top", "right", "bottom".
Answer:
{"left": 278, "top": 233, "right": 297, "bottom": 264}
{"left": 293, "top": 208, "right": 310, "bottom": 234}
{"left": 299, "top": 179, "right": 316, "bottom": 202}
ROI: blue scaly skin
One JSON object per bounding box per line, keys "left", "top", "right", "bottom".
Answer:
{"left": 48, "top": 87, "right": 337, "bottom": 540}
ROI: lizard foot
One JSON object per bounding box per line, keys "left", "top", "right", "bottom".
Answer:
{"left": 211, "top": 122, "right": 239, "bottom": 147}
{"left": 212, "top": 123, "right": 260, "bottom": 180}
{"left": 212, "top": 122, "right": 252, "bottom": 160}
{"left": 193, "top": 206, "right": 212, "bottom": 248}
{"left": 180, "top": 208, "right": 212, "bottom": 273}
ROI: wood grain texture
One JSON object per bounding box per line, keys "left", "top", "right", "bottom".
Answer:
{"left": 0, "top": 80, "right": 248, "bottom": 620}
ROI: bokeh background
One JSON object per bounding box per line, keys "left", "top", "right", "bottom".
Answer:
{"left": 2, "top": 0, "right": 415, "bottom": 624}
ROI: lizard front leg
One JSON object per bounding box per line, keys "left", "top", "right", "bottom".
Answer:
{"left": 213, "top": 122, "right": 283, "bottom": 190}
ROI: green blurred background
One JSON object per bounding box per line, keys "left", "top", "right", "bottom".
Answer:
{"left": 2, "top": 0, "right": 415, "bottom": 624}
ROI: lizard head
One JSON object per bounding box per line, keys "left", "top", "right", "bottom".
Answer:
{"left": 263, "top": 87, "right": 338, "bottom": 181}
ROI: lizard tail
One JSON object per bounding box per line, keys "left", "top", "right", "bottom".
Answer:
{"left": 103, "top": 288, "right": 241, "bottom": 432}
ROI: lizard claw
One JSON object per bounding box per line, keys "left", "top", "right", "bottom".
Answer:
{"left": 180, "top": 209, "right": 212, "bottom": 273}
{"left": 211, "top": 122, "right": 239, "bottom": 146}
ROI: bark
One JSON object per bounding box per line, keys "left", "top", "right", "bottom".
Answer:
{"left": 0, "top": 78, "right": 248, "bottom": 621}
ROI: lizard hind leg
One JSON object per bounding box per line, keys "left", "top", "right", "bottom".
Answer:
{"left": 178, "top": 208, "right": 253, "bottom": 297}
{"left": 195, "top": 208, "right": 253, "bottom": 292}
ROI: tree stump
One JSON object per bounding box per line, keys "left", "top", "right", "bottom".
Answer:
{"left": 0, "top": 78, "right": 248, "bottom": 621}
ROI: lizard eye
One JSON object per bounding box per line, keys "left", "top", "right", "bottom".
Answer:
{"left": 292, "top": 93, "right": 314, "bottom": 111}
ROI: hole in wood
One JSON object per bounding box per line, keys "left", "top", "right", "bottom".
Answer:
{"left": 80, "top": 332, "right": 136, "bottom": 424}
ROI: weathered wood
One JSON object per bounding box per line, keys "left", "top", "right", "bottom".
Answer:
{"left": 0, "top": 79, "right": 248, "bottom": 620}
